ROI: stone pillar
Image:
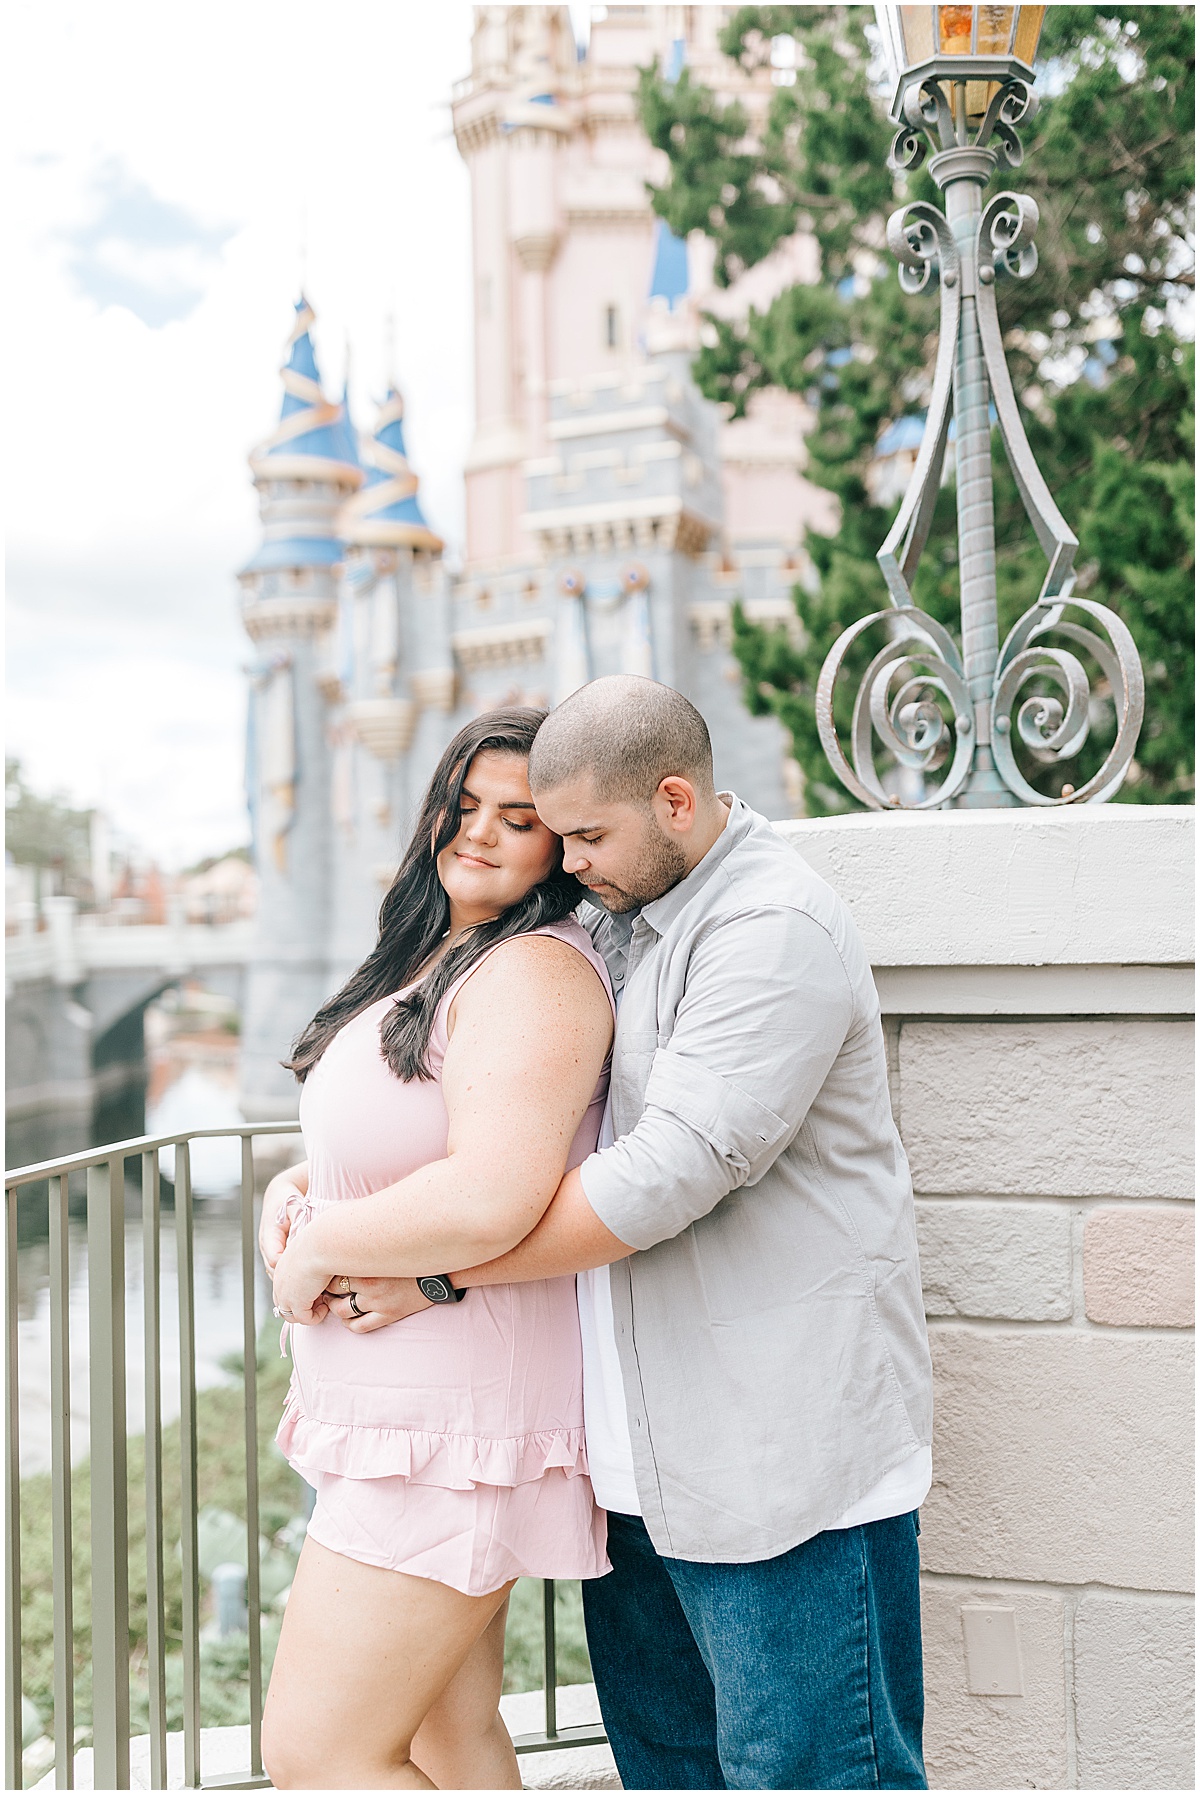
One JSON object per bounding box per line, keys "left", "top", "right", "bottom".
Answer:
{"left": 239, "top": 594, "right": 337, "bottom": 1121}
{"left": 778, "top": 804, "right": 1195, "bottom": 1791}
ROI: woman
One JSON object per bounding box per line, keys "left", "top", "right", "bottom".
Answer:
{"left": 259, "top": 709, "right": 615, "bottom": 1790}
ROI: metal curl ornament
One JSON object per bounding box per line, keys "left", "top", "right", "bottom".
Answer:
{"left": 816, "top": 608, "right": 976, "bottom": 812}
{"left": 990, "top": 596, "right": 1145, "bottom": 805}
{"left": 816, "top": 39, "right": 1144, "bottom": 811}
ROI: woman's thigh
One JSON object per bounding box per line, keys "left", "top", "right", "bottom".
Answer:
{"left": 262, "top": 1535, "right": 512, "bottom": 1784}
{"left": 411, "top": 1598, "right": 519, "bottom": 1787}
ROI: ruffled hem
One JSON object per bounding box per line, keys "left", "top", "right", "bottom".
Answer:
{"left": 276, "top": 1390, "right": 591, "bottom": 1489}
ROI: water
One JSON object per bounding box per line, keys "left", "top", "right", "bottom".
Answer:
{"left": 15, "top": 1067, "right": 277, "bottom": 1476}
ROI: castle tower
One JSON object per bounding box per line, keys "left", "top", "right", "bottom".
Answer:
{"left": 450, "top": 6, "right": 834, "bottom": 579}
{"left": 238, "top": 297, "right": 362, "bottom": 1118}
{"left": 326, "top": 386, "right": 449, "bottom": 985}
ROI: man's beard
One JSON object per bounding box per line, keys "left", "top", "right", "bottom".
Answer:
{"left": 577, "top": 816, "right": 690, "bottom": 913}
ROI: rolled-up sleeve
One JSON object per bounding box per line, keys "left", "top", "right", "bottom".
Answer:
{"left": 579, "top": 906, "right": 854, "bottom": 1252}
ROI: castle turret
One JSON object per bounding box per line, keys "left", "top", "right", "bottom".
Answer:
{"left": 324, "top": 385, "right": 450, "bottom": 983}
{"left": 238, "top": 298, "right": 362, "bottom": 1120}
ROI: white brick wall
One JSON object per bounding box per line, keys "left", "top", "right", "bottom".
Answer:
{"left": 782, "top": 807, "right": 1196, "bottom": 1791}
{"left": 900, "top": 1020, "right": 1194, "bottom": 1198}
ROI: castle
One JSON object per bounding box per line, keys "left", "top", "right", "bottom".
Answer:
{"left": 238, "top": 6, "right": 835, "bottom": 1119}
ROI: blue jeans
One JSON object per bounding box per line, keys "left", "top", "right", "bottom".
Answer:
{"left": 582, "top": 1510, "right": 927, "bottom": 1790}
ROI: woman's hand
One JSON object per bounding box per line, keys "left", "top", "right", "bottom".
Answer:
{"left": 323, "top": 1277, "right": 434, "bottom": 1333}
{"left": 271, "top": 1228, "right": 332, "bottom": 1327}
{"left": 260, "top": 1161, "right": 309, "bottom": 1273}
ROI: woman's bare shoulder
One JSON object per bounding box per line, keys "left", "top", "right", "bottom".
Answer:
{"left": 452, "top": 931, "right": 611, "bottom": 1024}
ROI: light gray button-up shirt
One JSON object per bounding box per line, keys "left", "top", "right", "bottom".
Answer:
{"left": 578, "top": 795, "right": 932, "bottom": 1564}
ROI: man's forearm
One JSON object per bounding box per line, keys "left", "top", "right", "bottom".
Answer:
{"left": 454, "top": 1166, "right": 633, "bottom": 1288}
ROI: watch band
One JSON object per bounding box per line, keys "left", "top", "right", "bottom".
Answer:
{"left": 417, "top": 1273, "right": 466, "bottom": 1304}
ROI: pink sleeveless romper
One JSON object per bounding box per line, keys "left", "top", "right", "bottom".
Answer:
{"left": 276, "top": 918, "right": 614, "bottom": 1595}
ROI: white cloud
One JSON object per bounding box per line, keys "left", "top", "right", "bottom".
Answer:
{"left": 6, "top": 0, "right": 474, "bottom": 868}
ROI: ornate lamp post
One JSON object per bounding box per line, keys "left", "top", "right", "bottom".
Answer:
{"left": 816, "top": 4, "right": 1145, "bottom": 809}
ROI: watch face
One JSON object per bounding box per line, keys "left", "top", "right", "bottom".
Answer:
{"left": 418, "top": 1276, "right": 447, "bottom": 1301}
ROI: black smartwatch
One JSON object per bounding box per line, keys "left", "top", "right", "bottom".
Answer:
{"left": 417, "top": 1274, "right": 466, "bottom": 1304}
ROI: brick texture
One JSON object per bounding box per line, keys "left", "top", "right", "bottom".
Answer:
{"left": 900, "top": 1019, "right": 1194, "bottom": 1197}
{"left": 921, "top": 1580, "right": 1068, "bottom": 1790}
{"left": 1084, "top": 1206, "right": 1195, "bottom": 1328}
{"left": 1074, "top": 1594, "right": 1196, "bottom": 1789}
{"left": 917, "top": 1200, "right": 1072, "bottom": 1321}
{"left": 921, "top": 1329, "right": 1195, "bottom": 1591}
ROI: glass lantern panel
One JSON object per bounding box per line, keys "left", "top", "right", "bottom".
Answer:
{"left": 897, "top": 6, "right": 936, "bottom": 65}
{"left": 936, "top": 5, "right": 975, "bottom": 53}
{"left": 974, "top": 5, "right": 1017, "bottom": 53}
{"left": 1013, "top": 5, "right": 1046, "bottom": 64}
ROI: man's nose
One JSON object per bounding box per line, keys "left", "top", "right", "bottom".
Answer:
{"left": 561, "top": 843, "right": 588, "bottom": 875}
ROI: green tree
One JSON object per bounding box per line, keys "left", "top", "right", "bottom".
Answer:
{"left": 639, "top": 6, "right": 1194, "bottom": 810}
{"left": 5, "top": 758, "right": 95, "bottom": 889}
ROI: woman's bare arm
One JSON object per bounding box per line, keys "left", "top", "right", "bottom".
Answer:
{"left": 271, "top": 936, "right": 612, "bottom": 1321}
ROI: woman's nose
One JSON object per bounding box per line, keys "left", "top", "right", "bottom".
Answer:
{"left": 464, "top": 808, "right": 496, "bottom": 843}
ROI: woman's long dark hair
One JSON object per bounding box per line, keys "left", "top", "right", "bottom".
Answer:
{"left": 285, "top": 708, "right": 580, "bottom": 1084}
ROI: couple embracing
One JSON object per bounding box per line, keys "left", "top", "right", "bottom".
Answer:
{"left": 259, "top": 676, "right": 933, "bottom": 1792}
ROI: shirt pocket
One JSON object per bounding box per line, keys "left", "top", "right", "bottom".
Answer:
{"left": 643, "top": 1049, "right": 793, "bottom": 1186}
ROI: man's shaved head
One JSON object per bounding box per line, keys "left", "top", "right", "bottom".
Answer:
{"left": 529, "top": 676, "right": 715, "bottom": 804}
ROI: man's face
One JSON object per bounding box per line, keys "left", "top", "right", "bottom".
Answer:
{"left": 533, "top": 775, "right": 689, "bottom": 912}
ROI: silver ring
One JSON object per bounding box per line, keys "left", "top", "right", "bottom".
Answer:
{"left": 348, "top": 1291, "right": 364, "bottom": 1318}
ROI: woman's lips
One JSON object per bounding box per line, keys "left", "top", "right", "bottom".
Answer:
{"left": 456, "top": 852, "right": 497, "bottom": 868}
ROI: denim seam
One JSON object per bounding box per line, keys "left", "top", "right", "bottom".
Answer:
{"left": 860, "top": 1526, "right": 883, "bottom": 1791}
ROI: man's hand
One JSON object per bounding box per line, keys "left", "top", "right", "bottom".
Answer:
{"left": 323, "top": 1276, "right": 434, "bottom": 1333}
{"left": 259, "top": 1161, "right": 309, "bottom": 1274}
{"left": 271, "top": 1228, "right": 331, "bottom": 1327}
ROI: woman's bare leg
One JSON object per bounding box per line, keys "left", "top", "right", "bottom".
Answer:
{"left": 411, "top": 1597, "right": 521, "bottom": 1790}
{"left": 261, "top": 1536, "right": 514, "bottom": 1789}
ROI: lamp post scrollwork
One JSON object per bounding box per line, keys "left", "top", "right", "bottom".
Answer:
{"left": 816, "top": 5, "right": 1144, "bottom": 809}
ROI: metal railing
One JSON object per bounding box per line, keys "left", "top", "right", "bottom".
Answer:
{"left": 5, "top": 1126, "right": 605, "bottom": 1789}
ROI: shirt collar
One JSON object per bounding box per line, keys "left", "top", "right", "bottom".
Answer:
{"left": 638, "top": 792, "right": 748, "bottom": 937}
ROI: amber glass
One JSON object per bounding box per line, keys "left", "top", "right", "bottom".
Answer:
{"left": 937, "top": 5, "right": 976, "bottom": 53}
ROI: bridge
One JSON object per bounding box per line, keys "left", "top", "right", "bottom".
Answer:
{"left": 5, "top": 897, "right": 252, "bottom": 1169}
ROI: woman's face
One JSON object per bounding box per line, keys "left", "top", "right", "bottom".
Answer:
{"left": 436, "top": 749, "right": 560, "bottom": 925}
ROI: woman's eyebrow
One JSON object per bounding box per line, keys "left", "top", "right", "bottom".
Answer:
{"left": 460, "top": 785, "right": 538, "bottom": 809}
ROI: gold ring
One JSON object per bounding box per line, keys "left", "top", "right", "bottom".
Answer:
{"left": 339, "top": 1275, "right": 351, "bottom": 1295}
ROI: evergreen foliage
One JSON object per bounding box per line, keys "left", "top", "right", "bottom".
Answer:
{"left": 638, "top": 7, "right": 1194, "bottom": 811}
{"left": 5, "top": 758, "right": 94, "bottom": 884}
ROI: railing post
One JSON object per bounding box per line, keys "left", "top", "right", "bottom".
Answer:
{"left": 240, "top": 1136, "right": 264, "bottom": 1778}
{"left": 50, "top": 1174, "right": 75, "bottom": 1788}
{"left": 143, "top": 1150, "right": 168, "bottom": 1790}
{"left": 5, "top": 1188, "right": 23, "bottom": 1793}
{"left": 176, "top": 1141, "right": 202, "bottom": 1789}
{"left": 543, "top": 1579, "right": 558, "bottom": 1740}
{"left": 88, "top": 1156, "right": 130, "bottom": 1789}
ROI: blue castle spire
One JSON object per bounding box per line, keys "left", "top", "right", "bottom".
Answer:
{"left": 339, "top": 384, "right": 442, "bottom": 552}
{"left": 242, "top": 297, "right": 363, "bottom": 575}
{"left": 250, "top": 297, "right": 363, "bottom": 485}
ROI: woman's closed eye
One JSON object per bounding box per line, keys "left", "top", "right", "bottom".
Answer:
{"left": 459, "top": 803, "right": 534, "bottom": 834}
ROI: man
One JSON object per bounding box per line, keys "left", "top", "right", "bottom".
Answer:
{"left": 300, "top": 675, "right": 933, "bottom": 1790}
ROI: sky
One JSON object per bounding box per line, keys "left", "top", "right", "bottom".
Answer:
{"left": 6, "top": 0, "right": 476, "bottom": 869}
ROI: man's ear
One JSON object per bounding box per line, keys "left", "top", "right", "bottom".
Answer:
{"left": 656, "top": 776, "right": 698, "bottom": 827}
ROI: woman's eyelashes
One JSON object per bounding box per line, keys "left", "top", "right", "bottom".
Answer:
{"left": 458, "top": 804, "right": 535, "bottom": 834}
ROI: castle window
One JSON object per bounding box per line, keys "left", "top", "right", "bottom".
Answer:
{"left": 604, "top": 305, "right": 620, "bottom": 350}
